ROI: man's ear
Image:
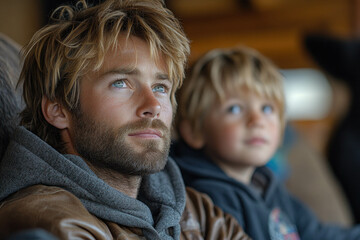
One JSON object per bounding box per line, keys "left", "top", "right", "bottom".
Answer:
{"left": 179, "top": 120, "right": 204, "bottom": 149}
{"left": 41, "top": 97, "right": 70, "bottom": 129}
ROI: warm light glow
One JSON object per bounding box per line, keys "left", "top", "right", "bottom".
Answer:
{"left": 281, "top": 69, "right": 332, "bottom": 120}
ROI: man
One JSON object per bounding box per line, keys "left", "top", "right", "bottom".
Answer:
{"left": 0, "top": 0, "right": 250, "bottom": 239}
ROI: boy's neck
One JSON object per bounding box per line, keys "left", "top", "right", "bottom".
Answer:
{"left": 215, "top": 160, "right": 255, "bottom": 184}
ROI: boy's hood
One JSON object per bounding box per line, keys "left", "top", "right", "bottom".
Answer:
{"left": 170, "top": 139, "right": 278, "bottom": 202}
{"left": 0, "top": 126, "right": 186, "bottom": 240}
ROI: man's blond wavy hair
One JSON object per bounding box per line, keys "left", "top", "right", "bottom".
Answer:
{"left": 19, "top": 0, "right": 190, "bottom": 151}
{"left": 176, "top": 46, "right": 285, "bottom": 141}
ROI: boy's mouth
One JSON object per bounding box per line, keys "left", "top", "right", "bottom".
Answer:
{"left": 245, "top": 137, "right": 267, "bottom": 145}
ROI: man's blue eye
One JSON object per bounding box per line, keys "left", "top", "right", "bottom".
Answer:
{"left": 112, "top": 80, "right": 126, "bottom": 88}
{"left": 263, "top": 105, "right": 273, "bottom": 114}
{"left": 227, "top": 105, "right": 242, "bottom": 114}
{"left": 153, "top": 85, "right": 166, "bottom": 93}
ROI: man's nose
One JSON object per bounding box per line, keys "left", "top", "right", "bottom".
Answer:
{"left": 136, "top": 88, "right": 161, "bottom": 118}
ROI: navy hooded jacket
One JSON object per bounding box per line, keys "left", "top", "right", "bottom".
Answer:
{"left": 171, "top": 140, "right": 360, "bottom": 240}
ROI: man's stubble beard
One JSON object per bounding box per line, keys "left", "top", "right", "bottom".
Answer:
{"left": 71, "top": 110, "right": 171, "bottom": 176}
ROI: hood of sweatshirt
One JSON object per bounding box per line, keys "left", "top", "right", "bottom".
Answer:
{"left": 170, "top": 140, "right": 278, "bottom": 203}
{"left": 0, "top": 126, "right": 186, "bottom": 240}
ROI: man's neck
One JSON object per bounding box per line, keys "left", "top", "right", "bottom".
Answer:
{"left": 85, "top": 161, "right": 142, "bottom": 198}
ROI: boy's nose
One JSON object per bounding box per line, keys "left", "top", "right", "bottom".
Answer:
{"left": 247, "top": 111, "right": 263, "bottom": 127}
{"left": 136, "top": 88, "right": 161, "bottom": 118}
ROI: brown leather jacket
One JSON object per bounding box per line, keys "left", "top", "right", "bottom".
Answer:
{"left": 0, "top": 185, "right": 251, "bottom": 240}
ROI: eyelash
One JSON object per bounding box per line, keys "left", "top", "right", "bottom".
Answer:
{"left": 154, "top": 84, "right": 170, "bottom": 93}
{"left": 111, "top": 79, "right": 171, "bottom": 94}
{"left": 227, "top": 104, "right": 242, "bottom": 114}
{"left": 225, "top": 103, "right": 275, "bottom": 115}
{"left": 112, "top": 79, "right": 127, "bottom": 88}
{"left": 262, "top": 104, "right": 274, "bottom": 114}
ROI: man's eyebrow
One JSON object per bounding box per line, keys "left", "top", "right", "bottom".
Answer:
{"left": 100, "top": 68, "right": 140, "bottom": 77}
{"left": 156, "top": 73, "right": 170, "bottom": 80}
{"left": 100, "top": 68, "right": 169, "bottom": 81}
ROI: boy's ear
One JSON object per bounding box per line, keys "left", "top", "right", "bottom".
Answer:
{"left": 179, "top": 120, "right": 204, "bottom": 149}
{"left": 41, "top": 97, "right": 70, "bottom": 129}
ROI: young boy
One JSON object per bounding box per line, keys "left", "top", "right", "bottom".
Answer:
{"left": 171, "top": 46, "right": 360, "bottom": 240}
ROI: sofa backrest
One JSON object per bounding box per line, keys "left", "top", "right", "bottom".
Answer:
{"left": 0, "top": 33, "right": 23, "bottom": 159}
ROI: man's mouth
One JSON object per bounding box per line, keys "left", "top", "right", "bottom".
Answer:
{"left": 128, "top": 129, "right": 163, "bottom": 139}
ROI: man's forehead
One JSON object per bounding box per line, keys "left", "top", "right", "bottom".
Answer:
{"left": 97, "top": 34, "right": 168, "bottom": 73}
{"left": 81, "top": 34, "right": 169, "bottom": 83}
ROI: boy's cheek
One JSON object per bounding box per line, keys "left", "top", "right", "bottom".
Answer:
{"left": 221, "top": 126, "right": 241, "bottom": 144}
{"left": 272, "top": 128, "right": 282, "bottom": 148}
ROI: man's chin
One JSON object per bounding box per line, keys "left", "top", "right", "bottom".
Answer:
{"left": 136, "top": 163, "right": 167, "bottom": 176}
{"left": 120, "top": 156, "right": 168, "bottom": 176}
{"left": 71, "top": 114, "right": 171, "bottom": 177}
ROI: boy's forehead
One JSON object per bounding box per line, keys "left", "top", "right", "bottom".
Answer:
{"left": 218, "top": 85, "right": 275, "bottom": 101}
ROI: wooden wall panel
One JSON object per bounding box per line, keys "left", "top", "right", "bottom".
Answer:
{"left": 0, "top": 0, "right": 42, "bottom": 45}
{"left": 169, "top": 0, "right": 354, "bottom": 68}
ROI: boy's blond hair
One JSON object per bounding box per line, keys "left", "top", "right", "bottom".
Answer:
{"left": 19, "top": 0, "right": 190, "bottom": 151}
{"left": 176, "top": 46, "right": 285, "bottom": 141}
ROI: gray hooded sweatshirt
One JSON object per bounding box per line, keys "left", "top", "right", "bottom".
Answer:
{"left": 0, "top": 126, "right": 186, "bottom": 240}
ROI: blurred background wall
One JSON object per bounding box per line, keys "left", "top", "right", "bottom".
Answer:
{"left": 0, "top": 0, "right": 42, "bottom": 46}
{"left": 1, "top": 0, "right": 358, "bottom": 67}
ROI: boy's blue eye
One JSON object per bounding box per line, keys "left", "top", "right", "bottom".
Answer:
{"left": 112, "top": 80, "right": 126, "bottom": 88}
{"left": 263, "top": 105, "right": 274, "bottom": 114}
{"left": 227, "top": 105, "right": 242, "bottom": 114}
{"left": 153, "top": 85, "right": 166, "bottom": 93}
